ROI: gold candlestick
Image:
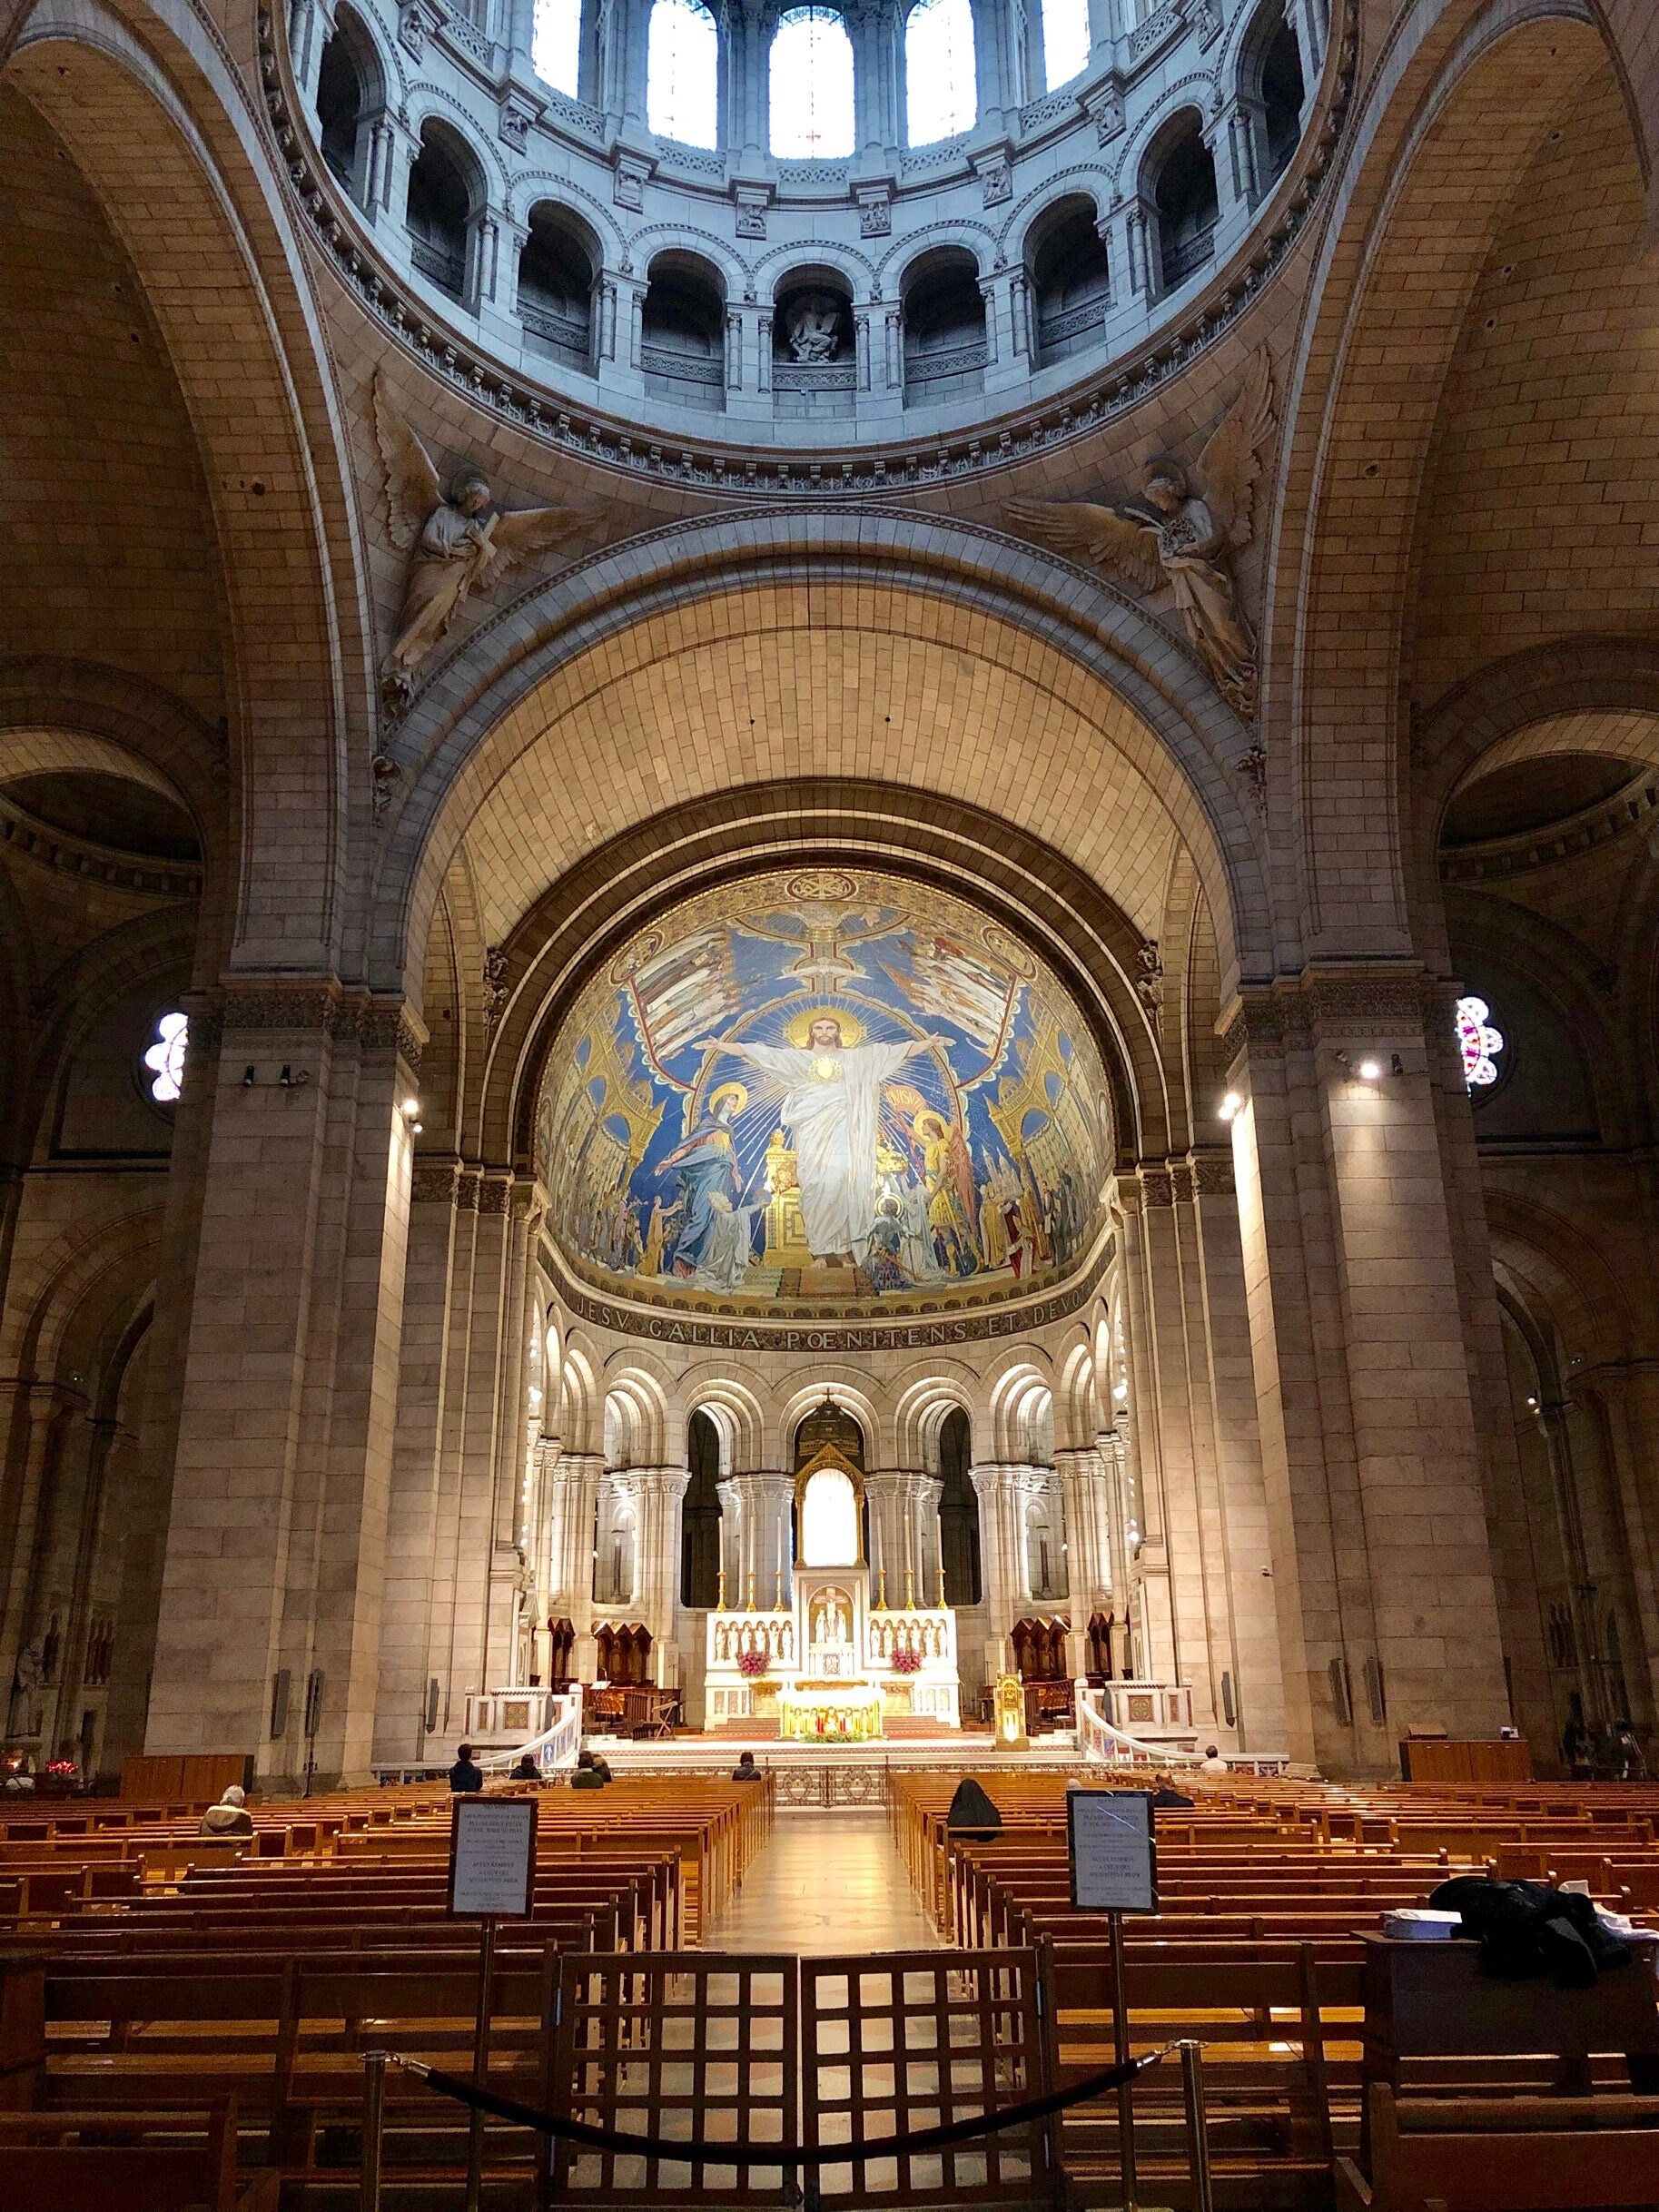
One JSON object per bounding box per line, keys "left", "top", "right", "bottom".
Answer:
{"left": 716, "top": 1566, "right": 727, "bottom": 1613}
{"left": 876, "top": 1565, "right": 887, "bottom": 1611}
{"left": 904, "top": 1565, "right": 915, "bottom": 1610}
{"left": 936, "top": 1561, "right": 947, "bottom": 1609}
{"left": 746, "top": 1567, "right": 756, "bottom": 1613}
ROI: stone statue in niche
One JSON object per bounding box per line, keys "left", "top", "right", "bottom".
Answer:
{"left": 371, "top": 373, "right": 592, "bottom": 712}
{"left": 785, "top": 294, "right": 843, "bottom": 362}
{"left": 1006, "top": 350, "right": 1276, "bottom": 718}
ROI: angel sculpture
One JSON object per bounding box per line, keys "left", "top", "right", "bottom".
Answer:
{"left": 372, "top": 374, "right": 591, "bottom": 710}
{"left": 786, "top": 293, "right": 842, "bottom": 363}
{"left": 1006, "top": 350, "right": 1275, "bottom": 717}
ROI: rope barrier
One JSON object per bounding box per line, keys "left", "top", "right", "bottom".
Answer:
{"left": 377, "top": 2042, "right": 1179, "bottom": 2169}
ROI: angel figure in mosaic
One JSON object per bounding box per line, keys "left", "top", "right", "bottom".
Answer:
{"left": 371, "top": 374, "right": 591, "bottom": 710}
{"left": 1006, "top": 350, "right": 1275, "bottom": 717}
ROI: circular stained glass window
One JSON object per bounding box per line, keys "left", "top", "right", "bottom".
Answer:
{"left": 1455, "top": 994, "right": 1504, "bottom": 1091}
{"left": 143, "top": 1010, "right": 188, "bottom": 1104}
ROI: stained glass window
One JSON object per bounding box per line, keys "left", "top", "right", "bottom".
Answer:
{"left": 647, "top": 0, "right": 719, "bottom": 147}
{"left": 143, "top": 1010, "right": 188, "bottom": 1104}
{"left": 771, "top": 7, "right": 855, "bottom": 157}
{"left": 532, "top": 0, "right": 581, "bottom": 94}
{"left": 1042, "top": 0, "right": 1090, "bottom": 91}
{"left": 905, "top": 0, "right": 976, "bottom": 146}
{"left": 1456, "top": 994, "right": 1504, "bottom": 1091}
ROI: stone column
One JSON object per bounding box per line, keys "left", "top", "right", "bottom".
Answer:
{"left": 1056, "top": 1442, "right": 1111, "bottom": 1674}
{"left": 0, "top": 1383, "right": 78, "bottom": 1720}
{"left": 144, "top": 991, "right": 421, "bottom": 1788}
{"left": 1567, "top": 1366, "right": 1659, "bottom": 1729}
{"left": 906, "top": 1471, "right": 943, "bottom": 1605}
{"left": 289, "top": 0, "right": 339, "bottom": 104}
{"left": 611, "top": 1466, "right": 691, "bottom": 1657}
{"left": 725, "top": 1471, "right": 793, "bottom": 1607}
{"left": 967, "top": 0, "right": 1020, "bottom": 133}
{"left": 1224, "top": 978, "right": 1511, "bottom": 1773}
{"left": 864, "top": 1469, "right": 907, "bottom": 1605}
{"left": 971, "top": 1461, "right": 1045, "bottom": 1667}
{"left": 547, "top": 1447, "right": 603, "bottom": 1680}
{"left": 618, "top": 0, "right": 651, "bottom": 127}
{"left": 853, "top": 0, "right": 902, "bottom": 153}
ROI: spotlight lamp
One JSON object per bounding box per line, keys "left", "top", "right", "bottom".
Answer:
{"left": 1336, "top": 1051, "right": 1404, "bottom": 1081}
{"left": 1218, "top": 1091, "right": 1244, "bottom": 1122}
{"left": 400, "top": 1095, "right": 423, "bottom": 1133}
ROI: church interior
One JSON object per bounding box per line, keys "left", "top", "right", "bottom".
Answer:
{"left": 5, "top": 0, "right": 1659, "bottom": 2197}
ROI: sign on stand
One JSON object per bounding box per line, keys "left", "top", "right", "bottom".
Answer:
{"left": 1067, "top": 1786, "right": 1159, "bottom": 1914}
{"left": 1067, "top": 1788, "right": 1160, "bottom": 2209}
{"left": 449, "top": 1795, "right": 537, "bottom": 2212}
{"left": 448, "top": 1794, "right": 538, "bottom": 1919}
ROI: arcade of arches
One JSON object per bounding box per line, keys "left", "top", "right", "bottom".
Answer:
{"left": 6, "top": 0, "right": 1659, "bottom": 1792}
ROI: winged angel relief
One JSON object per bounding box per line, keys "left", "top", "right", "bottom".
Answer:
{"left": 372, "top": 374, "right": 591, "bottom": 711}
{"left": 1006, "top": 350, "right": 1275, "bottom": 718}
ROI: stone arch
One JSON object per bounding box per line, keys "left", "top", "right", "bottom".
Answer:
{"left": 986, "top": 1352, "right": 1055, "bottom": 1461}
{"left": 1263, "top": 0, "right": 1624, "bottom": 961}
{"left": 600, "top": 1364, "right": 672, "bottom": 1466}
{"left": 778, "top": 1378, "right": 879, "bottom": 1465}
{"left": 892, "top": 1368, "right": 978, "bottom": 1468}
{"left": 681, "top": 1372, "right": 766, "bottom": 1471}
{"left": 10, "top": 0, "right": 371, "bottom": 973}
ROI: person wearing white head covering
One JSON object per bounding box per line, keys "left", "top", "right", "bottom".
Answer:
{"left": 198, "top": 1782, "right": 253, "bottom": 1837}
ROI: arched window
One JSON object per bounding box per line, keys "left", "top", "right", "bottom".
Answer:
{"left": 143, "top": 1011, "right": 188, "bottom": 1105}
{"left": 937, "top": 1407, "right": 981, "bottom": 1606}
{"left": 1027, "top": 196, "right": 1111, "bottom": 366}
{"left": 905, "top": 0, "right": 976, "bottom": 147}
{"left": 647, "top": 0, "right": 719, "bottom": 149}
{"left": 1456, "top": 995, "right": 1506, "bottom": 1091}
{"left": 405, "top": 122, "right": 477, "bottom": 300}
{"left": 1151, "top": 115, "right": 1218, "bottom": 292}
{"left": 518, "top": 205, "right": 597, "bottom": 371}
{"left": 770, "top": 7, "right": 855, "bottom": 160}
{"left": 680, "top": 1409, "right": 725, "bottom": 1610}
{"left": 1041, "top": 0, "right": 1089, "bottom": 92}
{"left": 532, "top": 0, "right": 581, "bottom": 95}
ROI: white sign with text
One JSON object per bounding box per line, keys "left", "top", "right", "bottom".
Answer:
{"left": 1067, "top": 1787, "right": 1158, "bottom": 1914}
{"left": 448, "top": 1796, "right": 538, "bottom": 1919}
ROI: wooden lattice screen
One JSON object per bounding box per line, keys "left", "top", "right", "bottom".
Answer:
{"left": 548, "top": 1950, "right": 799, "bottom": 2207}
{"left": 800, "top": 1948, "right": 1064, "bottom": 2209}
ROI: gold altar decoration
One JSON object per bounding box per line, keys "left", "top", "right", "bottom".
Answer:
{"left": 779, "top": 1678, "right": 884, "bottom": 1743}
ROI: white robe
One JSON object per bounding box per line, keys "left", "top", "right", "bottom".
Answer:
{"left": 733, "top": 1041, "right": 915, "bottom": 1261}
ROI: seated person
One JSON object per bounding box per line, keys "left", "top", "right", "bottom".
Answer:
{"left": 946, "top": 1777, "right": 1002, "bottom": 1841}
{"left": 732, "top": 1751, "right": 762, "bottom": 1782}
{"left": 198, "top": 1782, "right": 254, "bottom": 1837}
{"left": 570, "top": 1749, "right": 607, "bottom": 1790}
{"left": 1198, "top": 1744, "right": 1229, "bottom": 1776}
{"left": 1149, "top": 1771, "right": 1193, "bottom": 1809}
{"left": 448, "top": 1743, "right": 484, "bottom": 1792}
{"left": 510, "top": 1753, "right": 540, "bottom": 1782}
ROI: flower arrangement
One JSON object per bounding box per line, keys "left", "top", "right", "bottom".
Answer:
{"left": 736, "top": 1648, "right": 770, "bottom": 1679}
{"left": 889, "top": 1646, "right": 923, "bottom": 1674}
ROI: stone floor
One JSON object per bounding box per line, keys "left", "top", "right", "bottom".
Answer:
{"left": 704, "top": 1809, "right": 943, "bottom": 1955}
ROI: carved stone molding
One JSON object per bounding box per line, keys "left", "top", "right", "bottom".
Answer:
{"left": 477, "top": 1175, "right": 513, "bottom": 1216}
{"left": 1139, "top": 1168, "right": 1176, "bottom": 1209}
{"left": 455, "top": 1168, "right": 484, "bottom": 1211}
{"left": 410, "top": 1161, "right": 461, "bottom": 1204}
{"left": 1189, "top": 1154, "right": 1235, "bottom": 1196}
{"left": 1221, "top": 973, "right": 1433, "bottom": 1061}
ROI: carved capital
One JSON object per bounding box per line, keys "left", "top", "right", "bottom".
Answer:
{"left": 477, "top": 1173, "right": 513, "bottom": 1217}
{"left": 1139, "top": 1168, "right": 1175, "bottom": 1210}
{"left": 1189, "top": 1153, "right": 1235, "bottom": 1196}
{"left": 410, "top": 1161, "right": 461, "bottom": 1205}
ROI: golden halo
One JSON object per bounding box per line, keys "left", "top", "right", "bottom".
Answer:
{"left": 708, "top": 1082, "right": 749, "bottom": 1115}
{"left": 784, "top": 1006, "right": 864, "bottom": 1050}
{"left": 913, "top": 1110, "right": 949, "bottom": 1141}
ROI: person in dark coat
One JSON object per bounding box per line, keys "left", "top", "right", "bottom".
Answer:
{"left": 732, "top": 1751, "right": 762, "bottom": 1782}
{"left": 946, "top": 1778, "right": 1002, "bottom": 1841}
{"left": 1149, "top": 1772, "right": 1193, "bottom": 1809}
{"left": 448, "top": 1743, "right": 484, "bottom": 1792}
{"left": 570, "top": 1749, "right": 607, "bottom": 1790}
{"left": 511, "top": 1753, "right": 539, "bottom": 1781}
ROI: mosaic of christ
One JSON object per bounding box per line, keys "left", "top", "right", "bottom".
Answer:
{"left": 535, "top": 868, "right": 1112, "bottom": 1313}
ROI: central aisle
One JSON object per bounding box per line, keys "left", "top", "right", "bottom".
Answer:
{"left": 705, "top": 1810, "right": 943, "bottom": 1954}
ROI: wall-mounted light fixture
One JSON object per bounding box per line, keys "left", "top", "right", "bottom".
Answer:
{"left": 1336, "top": 1052, "right": 1404, "bottom": 1081}
{"left": 1218, "top": 1090, "right": 1244, "bottom": 1122}
{"left": 401, "top": 1095, "right": 424, "bottom": 1135}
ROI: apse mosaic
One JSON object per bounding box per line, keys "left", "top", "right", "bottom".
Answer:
{"left": 536, "top": 868, "right": 1113, "bottom": 1316}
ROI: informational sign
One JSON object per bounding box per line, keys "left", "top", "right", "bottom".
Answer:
{"left": 1067, "top": 1787, "right": 1158, "bottom": 1914}
{"left": 448, "top": 1795, "right": 538, "bottom": 1919}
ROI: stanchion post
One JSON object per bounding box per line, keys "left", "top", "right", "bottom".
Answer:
{"left": 1110, "top": 1910, "right": 1138, "bottom": 2209}
{"left": 466, "top": 1915, "right": 498, "bottom": 2212}
{"left": 1180, "top": 2040, "right": 1213, "bottom": 2212}
{"left": 360, "top": 2049, "right": 387, "bottom": 2212}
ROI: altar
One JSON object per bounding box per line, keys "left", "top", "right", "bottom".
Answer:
{"left": 704, "top": 1437, "right": 961, "bottom": 1735}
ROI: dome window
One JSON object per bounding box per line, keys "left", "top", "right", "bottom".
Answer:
{"left": 641, "top": 254, "right": 726, "bottom": 412}
{"left": 1041, "top": 0, "right": 1090, "bottom": 94}
{"left": 143, "top": 1011, "right": 188, "bottom": 1108}
{"left": 518, "top": 207, "right": 597, "bottom": 372}
{"left": 1027, "top": 198, "right": 1111, "bottom": 367}
{"left": 533, "top": 0, "right": 582, "bottom": 97}
{"left": 1150, "top": 114, "right": 1219, "bottom": 294}
{"left": 902, "top": 250, "right": 985, "bottom": 405}
{"left": 404, "top": 122, "right": 479, "bottom": 301}
{"left": 905, "top": 0, "right": 976, "bottom": 149}
{"left": 770, "top": 8, "right": 855, "bottom": 161}
{"left": 647, "top": 0, "right": 720, "bottom": 150}
{"left": 1258, "top": 15, "right": 1307, "bottom": 184}
{"left": 313, "top": 7, "right": 383, "bottom": 205}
